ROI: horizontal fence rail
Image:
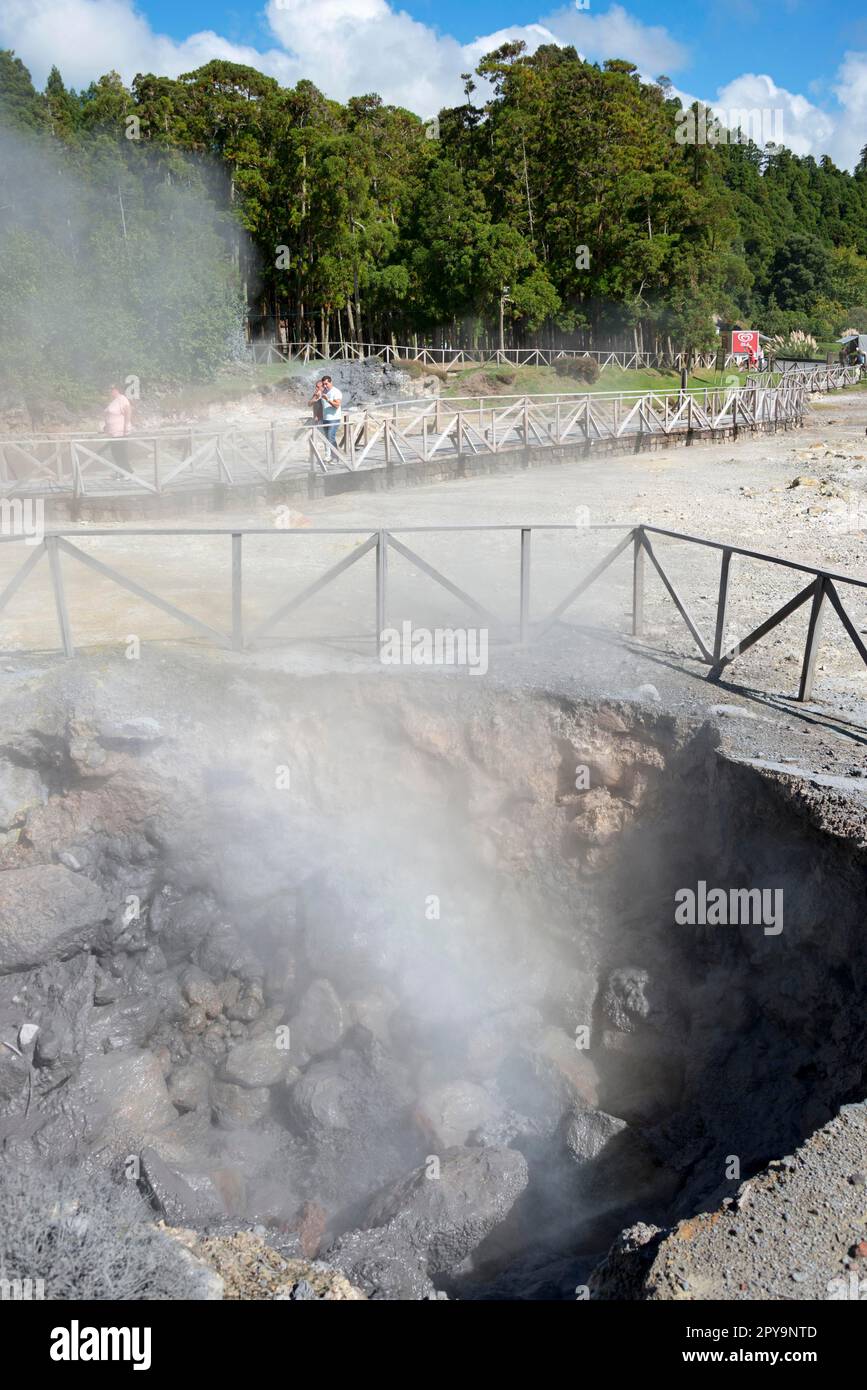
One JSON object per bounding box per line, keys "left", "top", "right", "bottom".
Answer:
{"left": 0, "top": 524, "right": 864, "bottom": 703}
{"left": 249, "top": 340, "right": 742, "bottom": 371}
{"left": 2, "top": 371, "right": 859, "bottom": 498}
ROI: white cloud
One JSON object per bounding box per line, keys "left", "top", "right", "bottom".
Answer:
{"left": 0, "top": 0, "right": 683, "bottom": 111}
{"left": 833, "top": 51, "right": 867, "bottom": 169}
{"left": 538, "top": 2, "right": 689, "bottom": 76}
{"left": 0, "top": 0, "right": 864, "bottom": 168}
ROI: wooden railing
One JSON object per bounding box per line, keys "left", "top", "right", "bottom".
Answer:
{"left": 1, "top": 522, "right": 864, "bottom": 703}
{"left": 0, "top": 369, "right": 860, "bottom": 497}
{"left": 249, "top": 340, "right": 737, "bottom": 371}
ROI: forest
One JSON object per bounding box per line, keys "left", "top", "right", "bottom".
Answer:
{"left": 2, "top": 41, "right": 867, "bottom": 392}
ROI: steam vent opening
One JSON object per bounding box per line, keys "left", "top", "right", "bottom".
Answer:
{"left": 3, "top": 659, "right": 865, "bottom": 1302}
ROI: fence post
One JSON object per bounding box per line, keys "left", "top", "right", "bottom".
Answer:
{"left": 47, "top": 536, "right": 74, "bottom": 658}
{"left": 713, "top": 548, "right": 732, "bottom": 663}
{"left": 632, "top": 528, "right": 645, "bottom": 636}
{"left": 798, "top": 576, "right": 828, "bottom": 701}
{"left": 520, "top": 528, "right": 532, "bottom": 643}
{"left": 376, "top": 529, "right": 388, "bottom": 641}
{"left": 153, "top": 437, "right": 161, "bottom": 493}
{"left": 231, "top": 532, "right": 243, "bottom": 651}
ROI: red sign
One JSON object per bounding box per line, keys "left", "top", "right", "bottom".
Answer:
{"left": 730, "top": 330, "right": 760, "bottom": 357}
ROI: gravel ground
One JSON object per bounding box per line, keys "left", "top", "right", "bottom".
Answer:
{"left": 590, "top": 1100, "right": 867, "bottom": 1301}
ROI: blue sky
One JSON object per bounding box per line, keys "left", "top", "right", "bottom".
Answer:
{"left": 2, "top": 0, "right": 866, "bottom": 166}
{"left": 138, "top": 0, "right": 866, "bottom": 104}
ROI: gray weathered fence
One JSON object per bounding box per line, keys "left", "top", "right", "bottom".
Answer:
{"left": 1, "top": 374, "right": 848, "bottom": 498}
{"left": 1, "top": 522, "right": 864, "bottom": 703}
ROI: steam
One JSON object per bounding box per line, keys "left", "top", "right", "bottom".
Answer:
{"left": 0, "top": 124, "right": 254, "bottom": 420}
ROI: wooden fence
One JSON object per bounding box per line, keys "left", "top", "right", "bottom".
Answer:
{"left": 249, "top": 340, "right": 737, "bottom": 371}
{"left": 1, "top": 522, "right": 864, "bottom": 703}
{"left": 1, "top": 372, "right": 851, "bottom": 498}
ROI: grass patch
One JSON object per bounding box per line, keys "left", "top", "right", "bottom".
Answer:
{"left": 440, "top": 362, "right": 751, "bottom": 400}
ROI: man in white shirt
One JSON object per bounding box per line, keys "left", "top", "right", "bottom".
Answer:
{"left": 319, "top": 375, "right": 343, "bottom": 460}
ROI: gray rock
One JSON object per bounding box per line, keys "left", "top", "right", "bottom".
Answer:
{"left": 565, "top": 1107, "right": 628, "bottom": 1164}
{"left": 223, "top": 1032, "right": 289, "bottom": 1089}
{"left": 602, "top": 967, "right": 656, "bottom": 1033}
{"left": 415, "top": 1081, "right": 501, "bottom": 1149}
{"left": 287, "top": 1059, "right": 354, "bottom": 1134}
{"left": 98, "top": 716, "right": 163, "bottom": 745}
{"left": 68, "top": 1048, "right": 177, "bottom": 1150}
{"left": 28, "top": 954, "right": 96, "bottom": 1073}
{"left": 0, "top": 762, "right": 45, "bottom": 831}
{"left": 497, "top": 1026, "right": 600, "bottom": 1137}
{"left": 87, "top": 989, "right": 166, "bottom": 1055}
{"left": 210, "top": 1079, "right": 270, "bottom": 1130}
{"left": 360, "top": 1146, "right": 529, "bottom": 1280}
{"left": 139, "top": 1145, "right": 216, "bottom": 1223}
{"left": 149, "top": 888, "right": 221, "bottom": 966}
{"left": 195, "top": 923, "right": 263, "bottom": 984}
{"left": 167, "top": 1060, "right": 212, "bottom": 1113}
{"left": 325, "top": 1226, "right": 435, "bottom": 1300}
{"left": 180, "top": 966, "right": 223, "bottom": 1019}
{"left": 0, "top": 865, "right": 110, "bottom": 972}
{"left": 288, "top": 978, "right": 344, "bottom": 1065}
{"left": 344, "top": 986, "right": 398, "bottom": 1046}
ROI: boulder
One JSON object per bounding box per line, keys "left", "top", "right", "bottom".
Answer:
{"left": 415, "top": 1081, "right": 501, "bottom": 1149}
{"left": 0, "top": 865, "right": 110, "bottom": 972}
{"left": 286, "top": 1058, "right": 354, "bottom": 1135}
{"left": 0, "top": 762, "right": 45, "bottom": 831}
{"left": 167, "top": 1061, "right": 212, "bottom": 1113}
{"left": 497, "top": 1026, "right": 600, "bottom": 1137}
{"left": 210, "top": 1080, "right": 270, "bottom": 1130}
{"left": 287, "top": 977, "right": 344, "bottom": 1065}
{"left": 363, "top": 1146, "right": 529, "bottom": 1279}
{"left": 139, "top": 1146, "right": 218, "bottom": 1224}
{"left": 180, "top": 966, "right": 223, "bottom": 1019}
{"left": 565, "top": 1107, "right": 628, "bottom": 1164}
{"left": 71, "top": 1048, "right": 177, "bottom": 1150}
{"left": 223, "top": 1033, "right": 290, "bottom": 1089}
{"left": 23, "top": 955, "right": 95, "bottom": 1079}
{"left": 98, "top": 716, "right": 163, "bottom": 746}
{"left": 602, "top": 966, "right": 657, "bottom": 1033}
{"left": 150, "top": 888, "right": 221, "bottom": 966}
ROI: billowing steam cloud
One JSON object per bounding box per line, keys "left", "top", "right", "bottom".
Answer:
{"left": 0, "top": 124, "right": 253, "bottom": 421}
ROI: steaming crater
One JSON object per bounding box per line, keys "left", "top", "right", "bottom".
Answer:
{"left": 0, "top": 661, "right": 865, "bottom": 1299}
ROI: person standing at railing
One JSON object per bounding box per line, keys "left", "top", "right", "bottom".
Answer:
{"left": 318, "top": 375, "right": 343, "bottom": 461}
{"left": 102, "top": 384, "right": 133, "bottom": 474}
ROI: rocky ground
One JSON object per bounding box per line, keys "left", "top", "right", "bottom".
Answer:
{"left": 0, "top": 649, "right": 865, "bottom": 1299}
{"left": 1, "top": 384, "right": 866, "bottom": 1302}
{"left": 589, "top": 1100, "right": 867, "bottom": 1301}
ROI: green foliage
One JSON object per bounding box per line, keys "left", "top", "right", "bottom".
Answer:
{"left": 554, "top": 356, "right": 601, "bottom": 383}
{"left": 4, "top": 40, "right": 867, "bottom": 387}
{"left": 0, "top": 115, "right": 245, "bottom": 402}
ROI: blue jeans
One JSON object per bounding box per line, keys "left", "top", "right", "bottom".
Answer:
{"left": 324, "top": 421, "right": 339, "bottom": 450}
